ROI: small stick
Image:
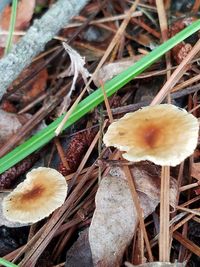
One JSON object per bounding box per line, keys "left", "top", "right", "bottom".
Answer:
{"left": 151, "top": 38, "right": 200, "bottom": 105}
{"left": 123, "top": 165, "right": 154, "bottom": 261}
{"left": 173, "top": 231, "right": 200, "bottom": 258}
{"left": 54, "top": 138, "right": 70, "bottom": 170}
{"left": 171, "top": 73, "right": 200, "bottom": 93}
{"left": 192, "top": 0, "right": 200, "bottom": 12}
{"left": 155, "top": 1, "right": 171, "bottom": 261}
{"left": 179, "top": 181, "right": 200, "bottom": 192}
{"left": 100, "top": 80, "right": 113, "bottom": 123}
{"left": 179, "top": 195, "right": 200, "bottom": 207}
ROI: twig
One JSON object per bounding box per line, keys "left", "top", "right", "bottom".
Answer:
{"left": 0, "top": 11, "right": 142, "bottom": 34}
{"left": 54, "top": 138, "right": 70, "bottom": 170}
{"left": 151, "top": 38, "right": 200, "bottom": 105}
{"left": 173, "top": 231, "right": 200, "bottom": 258}
{"left": 123, "top": 165, "right": 154, "bottom": 261}
{"left": 192, "top": 0, "right": 200, "bottom": 12}
{"left": 156, "top": 1, "right": 171, "bottom": 261}
{"left": 0, "top": 0, "right": 89, "bottom": 100}
{"left": 171, "top": 73, "right": 200, "bottom": 92}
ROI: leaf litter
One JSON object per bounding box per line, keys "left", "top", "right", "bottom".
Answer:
{"left": 0, "top": 1, "right": 200, "bottom": 267}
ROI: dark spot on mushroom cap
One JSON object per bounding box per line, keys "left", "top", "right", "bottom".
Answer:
{"left": 143, "top": 125, "right": 160, "bottom": 148}
{"left": 136, "top": 123, "right": 162, "bottom": 149}
{"left": 20, "top": 185, "right": 45, "bottom": 201}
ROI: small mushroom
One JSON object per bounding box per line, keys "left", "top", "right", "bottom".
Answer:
{"left": 103, "top": 104, "right": 199, "bottom": 166}
{"left": 2, "top": 167, "right": 68, "bottom": 223}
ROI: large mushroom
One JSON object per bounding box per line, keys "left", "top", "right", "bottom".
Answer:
{"left": 103, "top": 104, "right": 199, "bottom": 166}
{"left": 2, "top": 167, "right": 68, "bottom": 224}
{"left": 103, "top": 104, "right": 199, "bottom": 262}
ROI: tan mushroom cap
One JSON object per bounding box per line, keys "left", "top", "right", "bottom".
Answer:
{"left": 103, "top": 104, "right": 199, "bottom": 166}
{"left": 2, "top": 167, "right": 68, "bottom": 223}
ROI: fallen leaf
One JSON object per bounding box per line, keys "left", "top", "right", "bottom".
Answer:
{"left": 8, "top": 60, "right": 48, "bottom": 105}
{"left": 0, "top": 109, "right": 46, "bottom": 148}
{"left": 94, "top": 56, "right": 142, "bottom": 87}
{"left": 131, "top": 162, "right": 178, "bottom": 209}
{"left": 0, "top": 109, "right": 31, "bottom": 146}
{"left": 57, "top": 42, "right": 91, "bottom": 114}
{"left": 89, "top": 164, "right": 178, "bottom": 267}
{"left": 191, "top": 162, "right": 200, "bottom": 181}
{"left": 65, "top": 229, "right": 93, "bottom": 267}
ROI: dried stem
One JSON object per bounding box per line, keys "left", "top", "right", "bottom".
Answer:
{"left": 159, "top": 165, "right": 170, "bottom": 262}
{"left": 151, "top": 38, "right": 200, "bottom": 105}
{"left": 123, "top": 165, "right": 154, "bottom": 261}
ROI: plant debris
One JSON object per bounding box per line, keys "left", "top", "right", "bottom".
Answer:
{"left": 0, "top": 1, "right": 200, "bottom": 266}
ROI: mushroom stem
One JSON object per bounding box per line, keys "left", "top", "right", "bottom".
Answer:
{"left": 159, "top": 165, "right": 170, "bottom": 261}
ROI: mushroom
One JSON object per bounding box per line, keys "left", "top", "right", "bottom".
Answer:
{"left": 103, "top": 104, "right": 199, "bottom": 167}
{"left": 103, "top": 104, "right": 199, "bottom": 262}
{"left": 2, "top": 167, "right": 68, "bottom": 223}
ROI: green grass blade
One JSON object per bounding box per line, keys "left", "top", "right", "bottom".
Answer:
{"left": 0, "top": 258, "right": 18, "bottom": 267}
{"left": 4, "top": 0, "right": 18, "bottom": 55}
{"left": 1, "top": 19, "right": 200, "bottom": 174}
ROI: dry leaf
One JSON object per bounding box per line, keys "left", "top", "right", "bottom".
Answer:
{"left": 191, "top": 162, "right": 200, "bottom": 181}
{"left": 89, "top": 164, "right": 178, "bottom": 267}
{"left": 58, "top": 42, "right": 91, "bottom": 113}
{"left": 131, "top": 162, "right": 178, "bottom": 209}
{"left": 0, "top": 109, "right": 31, "bottom": 146}
{"left": 65, "top": 229, "right": 93, "bottom": 267}
{"left": 93, "top": 57, "right": 142, "bottom": 87}
{"left": 8, "top": 60, "right": 48, "bottom": 105}
{"left": 89, "top": 171, "right": 157, "bottom": 267}
{"left": 0, "top": 109, "right": 46, "bottom": 147}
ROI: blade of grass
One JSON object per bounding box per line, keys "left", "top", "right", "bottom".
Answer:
{"left": 4, "top": 0, "right": 18, "bottom": 55}
{"left": 0, "top": 19, "right": 200, "bottom": 174}
{"left": 0, "top": 258, "right": 18, "bottom": 267}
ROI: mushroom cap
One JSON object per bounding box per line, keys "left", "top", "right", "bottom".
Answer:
{"left": 2, "top": 167, "right": 68, "bottom": 223}
{"left": 103, "top": 104, "right": 199, "bottom": 166}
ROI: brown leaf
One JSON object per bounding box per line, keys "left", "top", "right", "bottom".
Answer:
{"left": 8, "top": 60, "right": 48, "bottom": 105}
{"left": 0, "top": 109, "right": 31, "bottom": 146}
{"left": 131, "top": 161, "right": 178, "bottom": 209}
{"left": 93, "top": 56, "right": 142, "bottom": 87}
{"left": 65, "top": 229, "right": 93, "bottom": 267}
{"left": 89, "top": 164, "right": 178, "bottom": 267}
{"left": 191, "top": 162, "right": 200, "bottom": 181}
{"left": 89, "top": 170, "right": 158, "bottom": 267}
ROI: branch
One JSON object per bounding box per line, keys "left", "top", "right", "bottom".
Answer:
{"left": 0, "top": 0, "right": 89, "bottom": 100}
